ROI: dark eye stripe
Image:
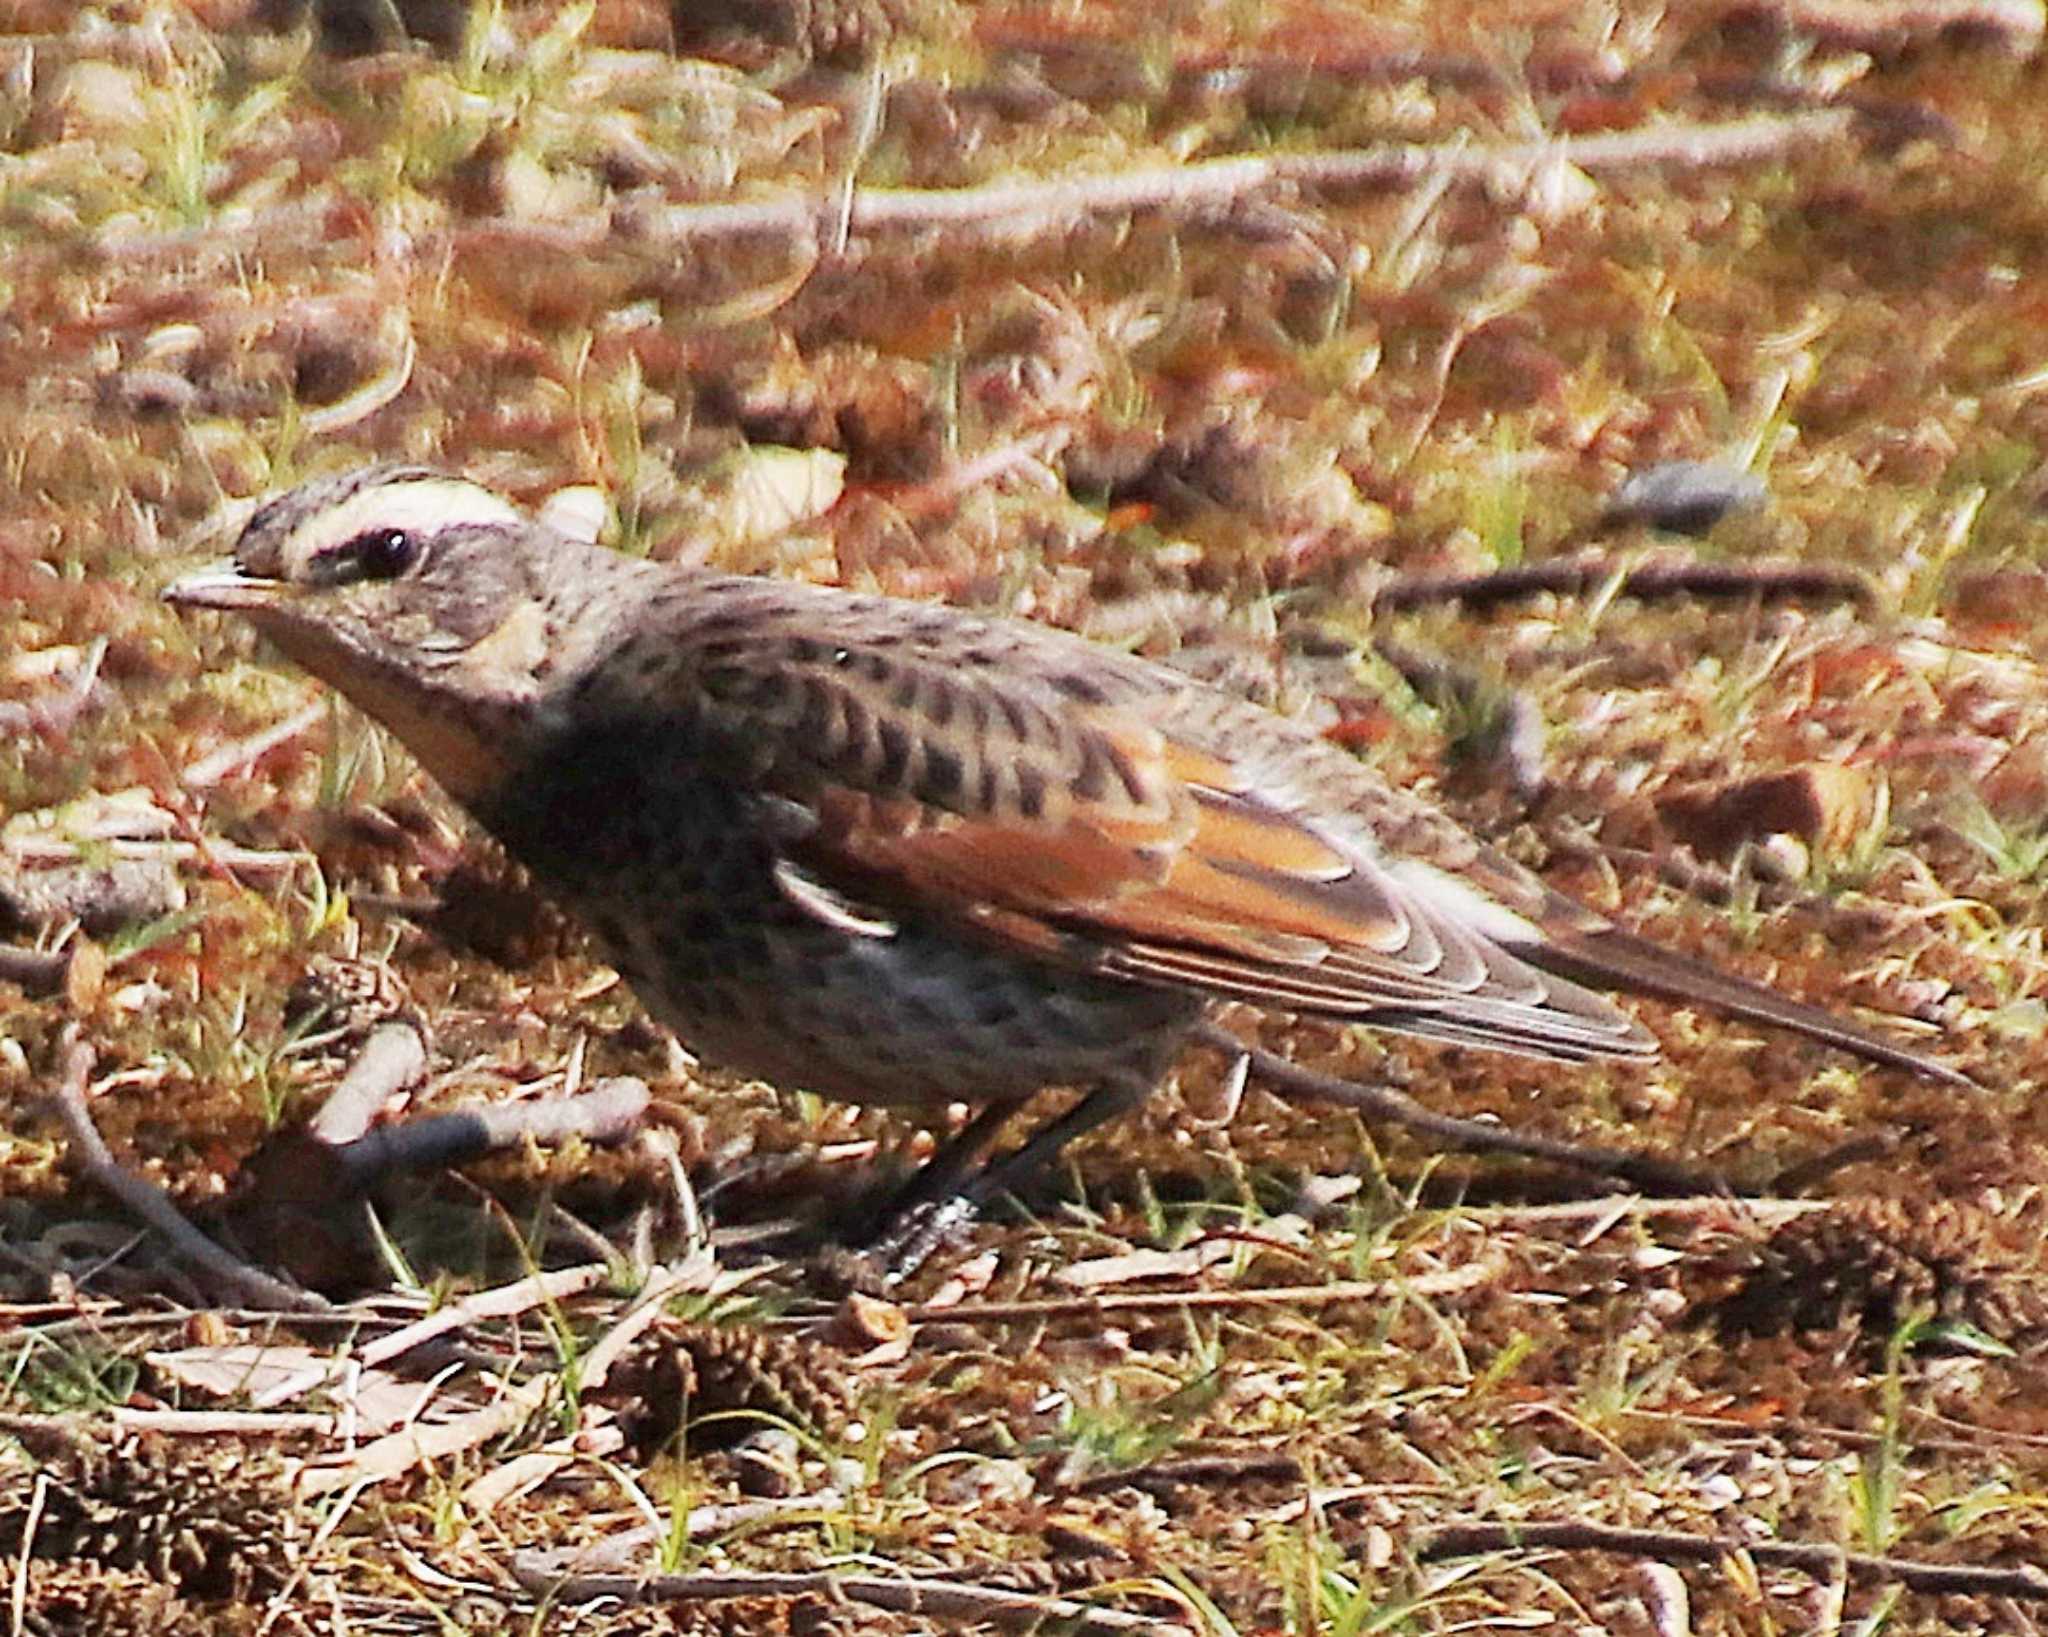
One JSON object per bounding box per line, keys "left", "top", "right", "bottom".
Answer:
{"left": 309, "top": 527, "right": 420, "bottom": 586}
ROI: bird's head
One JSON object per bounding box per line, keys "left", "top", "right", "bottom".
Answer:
{"left": 164, "top": 465, "right": 613, "bottom": 801}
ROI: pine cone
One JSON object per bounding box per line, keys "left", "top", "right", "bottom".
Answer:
{"left": 0, "top": 1435, "right": 294, "bottom": 1602}
{"left": 602, "top": 1317, "right": 854, "bottom": 1453}
{"left": 1699, "top": 1198, "right": 2048, "bottom": 1349}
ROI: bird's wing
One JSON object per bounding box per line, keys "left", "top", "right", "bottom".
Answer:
{"left": 666, "top": 594, "right": 1653, "bottom": 1062}
{"left": 657, "top": 588, "right": 1966, "bottom": 1082}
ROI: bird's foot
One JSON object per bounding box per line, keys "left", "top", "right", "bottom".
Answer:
{"left": 867, "top": 1193, "right": 984, "bottom": 1287}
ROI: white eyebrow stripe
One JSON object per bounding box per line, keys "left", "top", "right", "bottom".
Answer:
{"left": 283, "top": 479, "right": 524, "bottom": 575}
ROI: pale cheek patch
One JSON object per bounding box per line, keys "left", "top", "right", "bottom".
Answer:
{"left": 280, "top": 479, "right": 523, "bottom": 578}
{"left": 459, "top": 599, "right": 551, "bottom": 683}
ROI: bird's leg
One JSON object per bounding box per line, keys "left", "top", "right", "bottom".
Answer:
{"left": 874, "top": 1098, "right": 1023, "bottom": 1226}
{"left": 1200, "top": 1022, "right": 1727, "bottom": 1196}
{"left": 970, "top": 1074, "right": 1156, "bottom": 1206}
{"left": 865, "top": 1076, "right": 1157, "bottom": 1284}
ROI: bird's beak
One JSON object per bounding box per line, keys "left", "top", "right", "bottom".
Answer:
{"left": 162, "top": 559, "right": 292, "bottom": 612}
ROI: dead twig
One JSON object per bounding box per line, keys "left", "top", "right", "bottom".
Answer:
{"left": 460, "top": 1421, "right": 630, "bottom": 1515}
{"left": 891, "top": 1262, "right": 1499, "bottom": 1327}
{"left": 6, "top": 834, "right": 306, "bottom": 885}
{"left": 0, "top": 944, "right": 70, "bottom": 996}
{"left": 182, "top": 702, "right": 328, "bottom": 790}
{"left": 1374, "top": 555, "right": 1875, "bottom": 615}
{"left": 1203, "top": 1024, "right": 1725, "bottom": 1196}
{"left": 1766, "top": 1134, "right": 1900, "bottom": 1195}
{"left": 1445, "top": 1194, "right": 1831, "bottom": 1231}
{"left": 327, "top": 1077, "right": 652, "bottom": 1189}
{"left": 308, "top": 1022, "right": 432, "bottom": 1146}
{"left": 43, "top": 1028, "right": 330, "bottom": 1314}
{"left": 507, "top": 1563, "right": 1188, "bottom": 1635}
{"left": 468, "top": 112, "right": 1855, "bottom": 257}
{"left": 1067, "top": 1452, "right": 1304, "bottom": 1493}
{"left": 515, "top": 1493, "right": 850, "bottom": 1575}
{"left": 1417, "top": 1518, "right": 2048, "bottom": 1603}
{"left": 110, "top": 1408, "right": 338, "bottom": 1437}
{"left": 295, "top": 1373, "right": 555, "bottom": 1497}
{"left": 358, "top": 1264, "right": 612, "bottom": 1369}
{"left": 1715, "top": 0, "right": 2045, "bottom": 54}
{"left": 1541, "top": 828, "right": 1944, "bottom": 950}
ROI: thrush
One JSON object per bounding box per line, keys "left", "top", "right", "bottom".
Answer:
{"left": 165, "top": 466, "right": 1967, "bottom": 1242}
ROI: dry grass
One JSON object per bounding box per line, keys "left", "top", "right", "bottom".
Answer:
{"left": 7, "top": 0, "right": 2048, "bottom": 1631}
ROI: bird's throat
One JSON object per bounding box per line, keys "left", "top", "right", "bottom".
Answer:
{"left": 260, "top": 622, "right": 530, "bottom": 808}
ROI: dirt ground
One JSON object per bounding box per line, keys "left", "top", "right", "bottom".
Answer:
{"left": 6, "top": 1, "right": 2048, "bottom": 1631}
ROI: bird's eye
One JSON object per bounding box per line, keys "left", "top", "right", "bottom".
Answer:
{"left": 353, "top": 527, "right": 417, "bottom": 578}
{"left": 312, "top": 527, "right": 421, "bottom": 586}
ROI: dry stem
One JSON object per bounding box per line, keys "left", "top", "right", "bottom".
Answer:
{"left": 1204, "top": 1024, "right": 1726, "bottom": 1195}
{"left": 44, "top": 1028, "right": 329, "bottom": 1313}
{"left": 1418, "top": 1518, "right": 2048, "bottom": 1603}
{"left": 1375, "top": 556, "right": 1876, "bottom": 614}
{"left": 507, "top": 1563, "right": 1188, "bottom": 1635}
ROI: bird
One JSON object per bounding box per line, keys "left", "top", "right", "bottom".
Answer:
{"left": 164, "top": 465, "right": 1967, "bottom": 1248}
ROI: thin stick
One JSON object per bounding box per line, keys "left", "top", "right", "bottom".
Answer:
{"left": 1067, "top": 1452, "right": 1304, "bottom": 1492}
{"left": 182, "top": 701, "right": 327, "bottom": 789}
{"left": 507, "top": 1564, "right": 1187, "bottom": 1636}
{"left": 329, "top": 1078, "right": 651, "bottom": 1188}
{"left": 1548, "top": 830, "right": 1936, "bottom": 949}
{"left": 5, "top": 834, "right": 307, "bottom": 883}
{"left": 516, "top": 1492, "right": 850, "bottom": 1575}
{"left": 1374, "top": 556, "right": 1875, "bottom": 614}
{"left": 295, "top": 1374, "right": 555, "bottom": 1497}
{"left": 1438, "top": 1195, "right": 1831, "bottom": 1229}
{"left": 8, "top": 1473, "right": 50, "bottom": 1637}
{"left": 1416, "top": 1519, "right": 2048, "bottom": 1603}
{"left": 308, "top": 1022, "right": 430, "bottom": 1146}
{"left": 0, "top": 945, "right": 69, "bottom": 996}
{"left": 111, "top": 1408, "right": 337, "bottom": 1436}
{"left": 891, "top": 1262, "right": 1498, "bottom": 1326}
{"left": 1202, "top": 1024, "right": 1725, "bottom": 1196}
{"left": 1733, "top": 0, "right": 2045, "bottom": 54}
{"left": 44, "top": 1029, "right": 329, "bottom": 1313}
{"left": 470, "top": 112, "right": 1854, "bottom": 256}
{"left": 358, "top": 1264, "right": 611, "bottom": 1369}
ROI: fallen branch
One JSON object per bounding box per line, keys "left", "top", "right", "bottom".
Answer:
{"left": 1417, "top": 1518, "right": 2048, "bottom": 1603}
{"left": 5, "top": 834, "right": 307, "bottom": 884}
{"left": 295, "top": 1373, "right": 555, "bottom": 1497}
{"left": 1067, "top": 1452, "right": 1304, "bottom": 1493}
{"left": 111, "top": 1408, "right": 338, "bottom": 1437}
{"left": 43, "top": 1028, "right": 329, "bottom": 1313}
{"left": 1374, "top": 555, "right": 1875, "bottom": 615}
{"left": 308, "top": 1022, "right": 431, "bottom": 1146}
{"left": 0, "top": 943, "right": 70, "bottom": 996}
{"left": 1715, "top": 0, "right": 2045, "bottom": 54}
{"left": 1545, "top": 830, "right": 1929, "bottom": 945}
{"left": 890, "top": 1262, "right": 1499, "bottom": 1326}
{"left": 459, "top": 1421, "right": 629, "bottom": 1515}
{"left": 1765, "top": 1134, "right": 1899, "bottom": 1195}
{"left": 1446, "top": 1194, "right": 1830, "bottom": 1231}
{"left": 327, "top": 1077, "right": 651, "bottom": 1190}
{"left": 465, "top": 112, "right": 1855, "bottom": 257}
{"left": 182, "top": 701, "right": 328, "bottom": 789}
{"left": 358, "top": 1264, "right": 612, "bottom": 1369}
{"left": 507, "top": 1563, "right": 1188, "bottom": 1636}
{"left": 514, "top": 1492, "right": 850, "bottom": 1575}
{"left": 1201, "top": 1024, "right": 1725, "bottom": 1196}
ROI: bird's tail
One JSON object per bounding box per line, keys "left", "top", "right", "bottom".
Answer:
{"left": 1515, "top": 924, "right": 1973, "bottom": 1087}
